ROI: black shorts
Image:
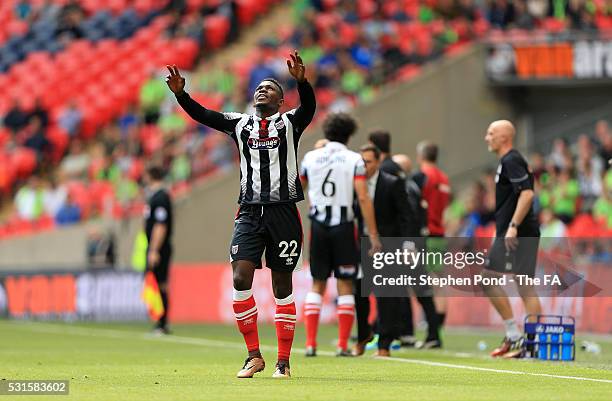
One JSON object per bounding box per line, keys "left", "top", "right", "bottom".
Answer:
{"left": 149, "top": 247, "right": 172, "bottom": 284}
{"left": 309, "top": 220, "right": 358, "bottom": 280}
{"left": 486, "top": 237, "right": 540, "bottom": 278}
{"left": 230, "top": 203, "right": 303, "bottom": 272}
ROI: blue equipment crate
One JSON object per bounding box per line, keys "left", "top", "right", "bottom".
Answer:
{"left": 524, "top": 314, "right": 575, "bottom": 361}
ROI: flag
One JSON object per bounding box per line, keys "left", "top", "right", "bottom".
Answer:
{"left": 141, "top": 271, "right": 164, "bottom": 320}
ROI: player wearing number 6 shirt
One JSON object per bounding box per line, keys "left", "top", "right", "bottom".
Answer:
{"left": 299, "top": 113, "right": 382, "bottom": 357}
{"left": 166, "top": 51, "right": 315, "bottom": 379}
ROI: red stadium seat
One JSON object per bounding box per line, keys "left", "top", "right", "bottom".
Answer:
{"left": 0, "top": 128, "right": 9, "bottom": 148}
{"left": 540, "top": 17, "right": 566, "bottom": 33}
{"left": 204, "top": 14, "right": 230, "bottom": 50}
{"left": 46, "top": 126, "right": 70, "bottom": 162}
{"left": 236, "top": 0, "right": 258, "bottom": 26}
{"left": 357, "top": 0, "right": 376, "bottom": 19}
{"left": 314, "top": 88, "right": 336, "bottom": 108}
{"left": 566, "top": 214, "right": 601, "bottom": 238}
{"left": 36, "top": 214, "right": 56, "bottom": 232}
{"left": 11, "top": 148, "right": 37, "bottom": 180}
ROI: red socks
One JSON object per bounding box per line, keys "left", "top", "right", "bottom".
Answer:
{"left": 275, "top": 294, "right": 296, "bottom": 362}
{"left": 304, "top": 292, "right": 322, "bottom": 348}
{"left": 337, "top": 295, "right": 355, "bottom": 351}
{"left": 233, "top": 289, "right": 259, "bottom": 353}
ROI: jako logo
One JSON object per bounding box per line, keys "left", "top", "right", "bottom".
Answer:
{"left": 248, "top": 137, "right": 280, "bottom": 150}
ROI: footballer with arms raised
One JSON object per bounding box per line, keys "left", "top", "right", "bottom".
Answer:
{"left": 166, "top": 51, "right": 315, "bottom": 378}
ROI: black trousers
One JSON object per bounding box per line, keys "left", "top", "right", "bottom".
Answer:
{"left": 354, "top": 278, "right": 372, "bottom": 343}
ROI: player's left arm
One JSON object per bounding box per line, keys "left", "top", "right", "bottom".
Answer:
{"left": 505, "top": 157, "right": 535, "bottom": 249}
{"left": 286, "top": 51, "right": 316, "bottom": 137}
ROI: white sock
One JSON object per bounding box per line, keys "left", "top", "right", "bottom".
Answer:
{"left": 504, "top": 319, "right": 521, "bottom": 341}
{"left": 232, "top": 288, "right": 253, "bottom": 301}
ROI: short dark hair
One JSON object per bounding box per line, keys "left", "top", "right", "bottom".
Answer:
{"left": 360, "top": 144, "right": 381, "bottom": 160}
{"left": 417, "top": 141, "right": 438, "bottom": 162}
{"left": 146, "top": 165, "right": 165, "bottom": 181}
{"left": 368, "top": 130, "right": 391, "bottom": 153}
{"left": 323, "top": 113, "right": 357, "bottom": 144}
{"left": 259, "top": 78, "right": 284, "bottom": 98}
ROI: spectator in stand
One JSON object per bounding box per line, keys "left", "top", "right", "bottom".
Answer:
{"left": 576, "top": 134, "right": 603, "bottom": 210}
{"left": 566, "top": 0, "right": 597, "bottom": 31}
{"left": 548, "top": 137, "right": 573, "bottom": 171}
{"left": 3, "top": 99, "right": 28, "bottom": 136}
{"left": 140, "top": 71, "right": 167, "bottom": 124}
{"left": 14, "top": 0, "right": 32, "bottom": 20}
{"left": 510, "top": 0, "right": 536, "bottom": 29}
{"left": 14, "top": 176, "right": 44, "bottom": 221}
{"left": 55, "top": 193, "right": 82, "bottom": 225}
{"left": 487, "top": 0, "right": 515, "bottom": 28}
{"left": 118, "top": 104, "right": 140, "bottom": 139}
{"left": 101, "top": 123, "right": 122, "bottom": 156}
{"left": 28, "top": 98, "right": 49, "bottom": 129}
{"left": 527, "top": 0, "right": 549, "bottom": 19}
{"left": 60, "top": 139, "right": 90, "bottom": 180}
{"left": 540, "top": 167, "right": 580, "bottom": 223}
{"left": 539, "top": 208, "right": 567, "bottom": 250}
{"left": 247, "top": 45, "right": 278, "bottom": 98}
{"left": 23, "top": 116, "right": 52, "bottom": 163}
{"left": 42, "top": 173, "right": 67, "bottom": 218}
{"left": 594, "top": 120, "right": 612, "bottom": 170}
{"left": 593, "top": 169, "right": 612, "bottom": 228}
{"left": 55, "top": 0, "right": 84, "bottom": 42}
{"left": 458, "top": 0, "right": 482, "bottom": 21}
{"left": 530, "top": 152, "right": 546, "bottom": 181}
{"left": 58, "top": 100, "right": 82, "bottom": 138}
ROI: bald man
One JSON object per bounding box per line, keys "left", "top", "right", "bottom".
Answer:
{"left": 483, "top": 120, "right": 541, "bottom": 358}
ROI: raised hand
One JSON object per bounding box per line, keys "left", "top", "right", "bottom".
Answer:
{"left": 165, "top": 64, "right": 185, "bottom": 94}
{"left": 286, "top": 50, "right": 305, "bottom": 82}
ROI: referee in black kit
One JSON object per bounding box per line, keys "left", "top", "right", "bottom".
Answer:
{"left": 144, "top": 166, "right": 173, "bottom": 335}
{"left": 483, "top": 120, "right": 541, "bottom": 358}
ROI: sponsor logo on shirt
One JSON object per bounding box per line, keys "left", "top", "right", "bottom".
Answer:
{"left": 248, "top": 137, "right": 280, "bottom": 150}
{"left": 274, "top": 120, "right": 285, "bottom": 130}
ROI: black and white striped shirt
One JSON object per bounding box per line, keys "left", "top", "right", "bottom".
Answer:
{"left": 176, "top": 80, "right": 316, "bottom": 204}
{"left": 300, "top": 141, "right": 366, "bottom": 226}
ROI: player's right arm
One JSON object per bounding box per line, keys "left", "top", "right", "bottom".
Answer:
{"left": 354, "top": 178, "right": 382, "bottom": 255}
{"left": 165, "top": 64, "right": 240, "bottom": 134}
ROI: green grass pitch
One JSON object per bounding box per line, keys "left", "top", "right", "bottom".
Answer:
{"left": 1, "top": 320, "right": 610, "bottom": 401}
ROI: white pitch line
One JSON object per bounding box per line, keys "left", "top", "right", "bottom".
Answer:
{"left": 5, "top": 322, "right": 612, "bottom": 384}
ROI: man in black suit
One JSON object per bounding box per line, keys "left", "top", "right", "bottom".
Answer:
{"left": 353, "top": 145, "right": 441, "bottom": 356}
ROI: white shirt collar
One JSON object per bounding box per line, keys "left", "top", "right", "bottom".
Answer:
{"left": 254, "top": 112, "right": 280, "bottom": 121}
{"left": 325, "top": 141, "right": 348, "bottom": 150}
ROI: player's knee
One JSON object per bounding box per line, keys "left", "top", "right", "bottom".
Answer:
{"left": 232, "top": 270, "right": 251, "bottom": 291}
{"left": 272, "top": 281, "right": 292, "bottom": 299}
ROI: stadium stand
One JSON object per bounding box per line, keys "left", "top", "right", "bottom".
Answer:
{"left": 0, "top": 0, "right": 611, "bottom": 239}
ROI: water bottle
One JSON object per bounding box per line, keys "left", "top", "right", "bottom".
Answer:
{"left": 550, "top": 334, "right": 560, "bottom": 360}
{"left": 538, "top": 334, "right": 548, "bottom": 360}
{"left": 561, "top": 332, "right": 573, "bottom": 361}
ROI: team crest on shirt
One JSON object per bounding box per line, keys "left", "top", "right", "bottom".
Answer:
{"left": 274, "top": 120, "right": 285, "bottom": 130}
{"left": 232, "top": 245, "right": 239, "bottom": 254}
{"left": 248, "top": 137, "right": 280, "bottom": 150}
